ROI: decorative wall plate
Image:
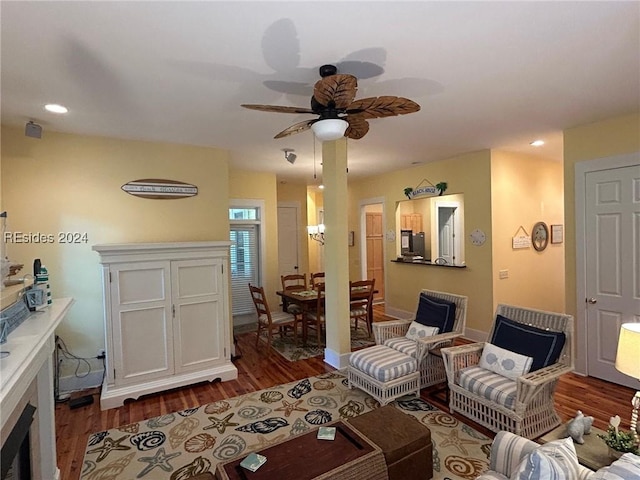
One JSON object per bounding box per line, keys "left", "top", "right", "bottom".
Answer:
{"left": 470, "top": 228, "right": 486, "bottom": 246}
{"left": 531, "top": 221, "right": 549, "bottom": 251}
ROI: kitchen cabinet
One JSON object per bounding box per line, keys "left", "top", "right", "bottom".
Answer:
{"left": 93, "top": 242, "right": 237, "bottom": 410}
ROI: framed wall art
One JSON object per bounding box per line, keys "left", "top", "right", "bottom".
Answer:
{"left": 551, "top": 224, "right": 564, "bottom": 244}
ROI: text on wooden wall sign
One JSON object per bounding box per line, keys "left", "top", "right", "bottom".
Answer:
{"left": 122, "top": 179, "right": 198, "bottom": 199}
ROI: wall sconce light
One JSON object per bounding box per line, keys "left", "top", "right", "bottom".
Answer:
{"left": 307, "top": 224, "right": 325, "bottom": 245}
{"left": 311, "top": 119, "right": 348, "bottom": 142}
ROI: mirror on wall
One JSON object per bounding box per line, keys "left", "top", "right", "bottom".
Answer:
{"left": 395, "top": 193, "right": 465, "bottom": 266}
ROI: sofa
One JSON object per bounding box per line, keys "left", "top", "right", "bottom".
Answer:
{"left": 478, "top": 431, "right": 640, "bottom": 480}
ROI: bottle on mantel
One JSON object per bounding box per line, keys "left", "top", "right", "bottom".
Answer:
{"left": 36, "top": 265, "right": 52, "bottom": 306}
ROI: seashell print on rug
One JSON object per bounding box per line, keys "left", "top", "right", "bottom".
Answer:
{"left": 82, "top": 371, "right": 491, "bottom": 480}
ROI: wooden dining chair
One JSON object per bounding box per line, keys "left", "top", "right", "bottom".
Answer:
{"left": 310, "top": 272, "right": 325, "bottom": 289}
{"left": 280, "top": 274, "right": 307, "bottom": 338}
{"left": 281, "top": 273, "right": 307, "bottom": 292}
{"left": 249, "top": 283, "right": 298, "bottom": 353}
{"left": 349, "top": 279, "right": 376, "bottom": 336}
{"left": 305, "top": 282, "right": 325, "bottom": 344}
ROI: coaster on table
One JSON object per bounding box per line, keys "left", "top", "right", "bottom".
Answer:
{"left": 317, "top": 426, "right": 337, "bottom": 440}
{"left": 240, "top": 452, "right": 267, "bottom": 472}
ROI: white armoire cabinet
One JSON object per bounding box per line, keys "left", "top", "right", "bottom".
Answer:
{"left": 93, "top": 242, "right": 238, "bottom": 410}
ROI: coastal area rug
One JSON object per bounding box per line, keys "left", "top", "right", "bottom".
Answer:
{"left": 81, "top": 371, "right": 491, "bottom": 480}
{"left": 270, "top": 325, "right": 375, "bottom": 361}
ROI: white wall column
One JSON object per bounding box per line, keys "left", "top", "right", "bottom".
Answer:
{"left": 321, "top": 138, "right": 351, "bottom": 368}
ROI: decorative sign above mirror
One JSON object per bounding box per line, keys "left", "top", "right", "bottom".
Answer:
{"left": 403, "top": 179, "right": 447, "bottom": 200}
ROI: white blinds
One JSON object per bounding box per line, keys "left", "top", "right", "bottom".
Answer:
{"left": 230, "top": 225, "right": 259, "bottom": 315}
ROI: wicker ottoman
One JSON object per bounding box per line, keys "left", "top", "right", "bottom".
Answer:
{"left": 348, "top": 405, "right": 433, "bottom": 480}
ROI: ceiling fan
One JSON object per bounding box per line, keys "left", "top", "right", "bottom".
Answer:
{"left": 241, "top": 64, "right": 421, "bottom": 141}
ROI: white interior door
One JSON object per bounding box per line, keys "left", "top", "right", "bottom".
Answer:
{"left": 438, "top": 207, "right": 455, "bottom": 264}
{"left": 277, "top": 204, "right": 300, "bottom": 277}
{"left": 585, "top": 163, "right": 640, "bottom": 388}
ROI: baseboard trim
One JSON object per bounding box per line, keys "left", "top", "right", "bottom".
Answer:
{"left": 59, "top": 370, "right": 104, "bottom": 395}
{"left": 323, "top": 348, "right": 351, "bottom": 370}
{"left": 463, "top": 327, "right": 488, "bottom": 343}
{"left": 384, "top": 306, "right": 413, "bottom": 320}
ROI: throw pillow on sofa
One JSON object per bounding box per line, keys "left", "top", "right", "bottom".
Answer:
{"left": 479, "top": 343, "right": 533, "bottom": 380}
{"left": 511, "top": 436, "right": 580, "bottom": 480}
{"left": 591, "top": 452, "right": 640, "bottom": 480}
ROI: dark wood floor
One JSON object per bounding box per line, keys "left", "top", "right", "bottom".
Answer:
{"left": 55, "top": 305, "right": 635, "bottom": 480}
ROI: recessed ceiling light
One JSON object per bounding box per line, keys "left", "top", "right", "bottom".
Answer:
{"left": 44, "top": 104, "right": 68, "bottom": 114}
{"left": 530, "top": 139, "right": 545, "bottom": 147}
{"left": 318, "top": 184, "right": 325, "bottom": 190}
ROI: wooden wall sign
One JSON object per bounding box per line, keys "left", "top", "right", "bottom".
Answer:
{"left": 121, "top": 179, "right": 198, "bottom": 199}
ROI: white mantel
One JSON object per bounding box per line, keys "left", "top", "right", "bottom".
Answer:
{"left": 0, "top": 297, "right": 74, "bottom": 480}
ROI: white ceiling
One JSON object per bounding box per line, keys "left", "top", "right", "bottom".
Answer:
{"left": 2, "top": 2, "right": 639, "bottom": 184}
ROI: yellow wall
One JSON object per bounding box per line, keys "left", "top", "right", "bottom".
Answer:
{"left": 276, "top": 182, "right": 310, "bottom": 279}
{"left": 1, "top": 126, "right": 230, "bottom": 360}
{"left": 563, "top": 112, "right": 640, "bottom": 333}
{"left": 348, "top": 150, "right": 495, "bottom": 333}
{"left": 491, "top": 151, "right": 564, "bottom": 312}
{"left": 306, "top": 188, "right": 324, "bottom": 273}
{"left": 228, "top": 169, "right": 280, "bottom": 309}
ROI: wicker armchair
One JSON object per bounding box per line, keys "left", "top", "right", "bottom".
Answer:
{"left": 371, "top": 289, "right": 467, "bottom": 388}
{"left": 441, "top": 304, "right": 574, "bottom": 439}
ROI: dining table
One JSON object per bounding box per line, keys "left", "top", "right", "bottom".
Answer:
{"left": 276, "top": 286, "right": 377, "bottom": 344}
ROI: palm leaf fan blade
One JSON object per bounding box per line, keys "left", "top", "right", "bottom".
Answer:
{"left": 345, "top": 115, "right": 370, "bottom": 139}
{"left": 241, "top": 104, "right": 314, "bottom": 114}
{"left": 274, "top": 119, "right": 318, "bottom": 139}
{"left": 313, "top": 74, "right": 358, "bottom": 108}
{"left": 347, "top": 96, "right": 420, "bottom": 119}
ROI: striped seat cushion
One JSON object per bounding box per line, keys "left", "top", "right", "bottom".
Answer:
{"left": 286, "top": 304, "right": 303, "bottom": 315}
{"left": 263, "top": 311, "right": 296, "bottom": 325}
{"left": 307, "top": 312, "right": 325, "bottom": 322}
{"left": 383, "top": 337, "right": 418, "bottom": 358}
{"left": 349, "top": 345, "right": 417, "bottom": 383}
{"left": 458, "top": 366, "right": 517, "bottom": 410}
{"left": 350, "top": 307, "right": 368, "bottom": 316}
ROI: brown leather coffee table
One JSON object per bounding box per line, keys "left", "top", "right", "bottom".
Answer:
{"left": 215, "top": 420, "right": 387, "bottom": 480}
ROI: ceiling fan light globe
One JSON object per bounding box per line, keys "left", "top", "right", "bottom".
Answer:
{"left": 312, "top": 119, "right": 348, "bottom": 141}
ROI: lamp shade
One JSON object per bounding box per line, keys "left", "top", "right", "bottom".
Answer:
{"left": 615, "top": 323, "right": 640, "bottom": 379}
{"left": 311, "top": 119, "right": 348, "bottom": 141}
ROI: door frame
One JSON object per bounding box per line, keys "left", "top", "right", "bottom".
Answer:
{"left": 432, "top": 199, "right": 462, "bottom": 265}
{"left": 574, "top": 152, "right": 639, "bottom": 375}
{"left": 277, "top": 201, "right": 302, "bottom": 277}
{"left": 359, "top": 196, "right": 386, "bottom": 284}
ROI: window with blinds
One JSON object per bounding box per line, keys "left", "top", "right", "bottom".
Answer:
{"left": 229, "top": 207, "right": 261, "bottom": 315}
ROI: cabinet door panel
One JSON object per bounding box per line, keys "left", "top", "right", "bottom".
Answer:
{"left": 110, "top": 261, "right": 173, "bottom": 384}
{"left": 177, "top": 300, "right": 223, "bottom": 367}
{"left": 172, "top": 259, "right": 226, "bottom": 372}
{"left": 118, "top": 268, "right": 166, "bottom": 304}
{"left": 119, "top": 306, "right": 172, "bottom": 380}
